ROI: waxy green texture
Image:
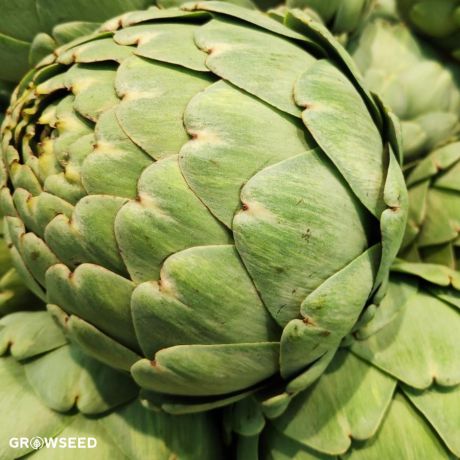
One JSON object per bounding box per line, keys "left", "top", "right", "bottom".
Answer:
{"left": 1, "top": 2, "right": 407, "bottom": 412}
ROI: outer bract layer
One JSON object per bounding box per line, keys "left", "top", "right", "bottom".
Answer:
{"left": 401, "top": 141, "right": 460, "bottom": 270}
{"left": 397, "top": 0, "right": 460, "bottom": 61}
{"left": 0, "top": 310, "right": 223, "bottom": 460}
{"left": 0, "top": 2, "right": 407, "bottom": 411}
{"left": 230, "top": 271, "right": 460, "bottom": 459}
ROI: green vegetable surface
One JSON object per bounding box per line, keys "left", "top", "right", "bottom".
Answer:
{"left": 230, "top": 269, "right": 460, "bottom": 459}
{"left": 0, "top": 0, "right": 153, "bottom": 82}
{"left": 348, "top": 4, "right": 460, "bottom": 163}
{"left": 402, "top": 141, "right": 460, "bottom": 270}
{"left": 0, "top": 2, "right": 407, "bottom": 413}
{"left": 0, "top": 310, "right": 223, "bottom": 460}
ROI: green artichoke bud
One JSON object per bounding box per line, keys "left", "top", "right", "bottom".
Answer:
{"left": 397, "top": 0, "right": 460, "bottom": 61}
{"left": 231, "top": 271, "right": 460, "bottom": 459}
{"left": 401, "top": 141, "right": 460, "bottom": 270}
{"left": 0, "top": 0, "right": 153, "bottom": 83}
{"left": 1, "top": 3, "right": 407, "bottom": 412}
{"left": 282, "top": 0, "right": 375, "bottom": 36}
{"left": 348, "top": 9, "right": 460, "bottom": 162}
{"left": 0, "top": 310, "right": 222, "bottom": 459}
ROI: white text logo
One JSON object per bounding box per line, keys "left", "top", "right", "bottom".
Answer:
{"left": 9, "top": 437, "right": 97, "bottom": 450}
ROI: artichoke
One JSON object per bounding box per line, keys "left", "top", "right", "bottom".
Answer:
{"left": 397, "top": 0, "right": 460, "bottom": 61}
{"left": 0, "top": 0, "right": 152, "bottom": 83}
{"left": 279, "top": 0, "right": 374, "bottom": 37}
{"left": 231, "top": 269, "right": 460, "bottom": 459}
{"left": 348, "top": 4, "right": 460, "bottom": 163}
{"left": 1, "top": 2, "right": 407, "bottom": 411}
{"left": 0, "top": 310, "right": 222, "bottom": 460}
{"left": 401, "top": 141, "right": 460, "bottom": 271}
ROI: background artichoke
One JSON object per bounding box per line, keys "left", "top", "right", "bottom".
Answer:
{"left": 279, "top": 0, "right": 375, "bottom": 38}
{"left": 347, "top": 2, "right": 460, "bottom": 163}
{"left": 397, "top": 0, "right": 460, "bottom": 61}
{"left": 1, "top": 2, "right": 407, "bottom": 412}
{"left": 401, "top": 141, "right": 460, "bottom": 270}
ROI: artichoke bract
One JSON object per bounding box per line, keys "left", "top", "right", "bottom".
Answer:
{"left": 401, "top": 141, "right": 460, "bottom": 271}
{"left": 0, "top": 2, "right": 407, "bottom": 411}
{"left": 0, "top": 220, "right": 43, "bottom": 316}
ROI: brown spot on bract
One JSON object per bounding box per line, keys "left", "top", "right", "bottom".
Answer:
{"left": 242, "top": 203, "right": 249, "bottom": 211}
{"left": 303, "top": 316, "right": 315, "bottom": 326}
{"left": 301, "top": 228, "right": 311, "bottom": 241}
